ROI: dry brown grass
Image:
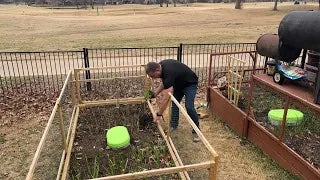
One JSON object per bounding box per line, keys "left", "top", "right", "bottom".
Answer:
{"left": 0, "top": 3, "right": 318, "bottom": 179}
{"left": 0, "top": 2, "right": 318, "bottom": 51}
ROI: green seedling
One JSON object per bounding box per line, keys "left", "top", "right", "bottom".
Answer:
{"left": 145, "top": 147, "right": 153, "bottom": 164}
{"left": 84, "top": 155, "right": 100, "bottom": 178}
{"left": 131, "top": 147, "right": 137, "bottom": 160}
{"left": 154, "top": 147, "right": 161, "bottom": 168}
{"left": 118, "top": 153, "right": 127, "bottom": 173}
{"left": 107, "top": 154, "right": 116, "bottom": 176}
{"left": 71, "top": 159, "right": 82, "bottom": 180}
{"left": 144, "top": 89, "right": 154, "bottom": 100}
{"left": 137, "top": 148, "right": 144, "bottom": 162}
{"left": 91, "top": 155, "right": 100, "bottom": 178}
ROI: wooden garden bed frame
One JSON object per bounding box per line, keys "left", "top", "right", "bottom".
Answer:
{"left": 26, "top": 65, "right": 219, "bottom": 180}
{"left": 207, "top": 52, "right": 320, "bottom": 180}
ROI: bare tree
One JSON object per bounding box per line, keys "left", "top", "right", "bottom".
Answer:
{"left": 235, "top": 0, "right": 241, "bottom": 9}
{"left": 273, "top": 0, "right": 278, "bottom": 11}
{"left": 159, "top": 0, "right": 163, "bottom": 7}
{"left": 90, "top": 0, "right": 94, "bottom": 9}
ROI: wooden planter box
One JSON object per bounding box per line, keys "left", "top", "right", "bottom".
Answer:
{"left": 209, "top": 87, "right": 320, "bottom": 180}
{"left": 26, "top": 66, "right": 218, "bottom": 180}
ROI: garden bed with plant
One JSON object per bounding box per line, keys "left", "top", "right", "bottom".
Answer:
{"left": 69, "top": 103, "right": 178, "bottom": 179}
{"left": 219, "top": 84, "right": 320, "bottom": 170}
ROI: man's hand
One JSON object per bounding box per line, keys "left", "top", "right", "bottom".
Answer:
{"left": 150, "top": 90, "right": 156, "bottom": 99}
{"left": 153, "top": 113, "right": 161, "bottom": 123}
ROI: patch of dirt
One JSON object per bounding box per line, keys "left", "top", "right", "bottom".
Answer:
{"left": 69, "top": 103, "right": 178, "bottom": 179}
{"left": 80, "top": 76, "right": 145, "bottom": 101}
{"left": 286, "top": 132, "right": 320, "bottom": 168}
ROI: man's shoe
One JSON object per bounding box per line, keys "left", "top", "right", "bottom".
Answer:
{"left": 193, "top": 133, "right": 200, "bottom": 143}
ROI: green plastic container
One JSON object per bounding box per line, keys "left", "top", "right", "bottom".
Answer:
{"left": 268, "top": 109, "right": 303, "bottom": 126}
{"left": 106, "top": 126, "right": 130, "bottom": 149}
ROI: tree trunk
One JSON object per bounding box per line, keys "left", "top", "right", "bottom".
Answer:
{"left": 166, "top": 0, "right": 168, "bottom": 7}
{"left": 235, "top": 0, "right": 241, "bottom": 9}
{"left": 160, "top": 0, "right": 163, "bottom": 7}
{"left": 273, "top": 0, "right": 278, "bottom": 11}
{"left": 174, "top": 0, "right": 176, "bottom": 7}
{"left": 90, "top": 0, "right": 94, "bottom": 9}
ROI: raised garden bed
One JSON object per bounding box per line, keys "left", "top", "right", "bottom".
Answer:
{"left": 27, "top": 66, "right": 218, "bottom": 180}
{"left": 209, "top": 76, "right": 320, "bottom": 179}
{"left": 69, "top": 103, "right": 178, "bottom": 179}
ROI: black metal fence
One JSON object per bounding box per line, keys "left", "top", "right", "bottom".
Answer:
{"left": 0, "top": 43, "right": 266, "bottom": 95}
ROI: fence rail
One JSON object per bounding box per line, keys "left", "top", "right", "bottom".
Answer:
{"left": 0, "top": 43, "right": 267, "bottom": 95}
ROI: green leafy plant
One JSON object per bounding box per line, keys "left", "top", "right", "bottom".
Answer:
{"left": 91, "top": 155, "right": 100, "bottom": 178}
{"left": 71, "top": 159, "right": 82, "bottom": 180}
{"left": 154, "top": 147, "right": 161, "bottom": 168}
{"left": 84, "top": 154, "right": 100, "bottom": 178}
{"left": 137, "top": 148, "right": 144, "bottom": 162}
{"left": 144, "top": 89, "right": 154, "bottom": 100}
{"left": 107, "top": 154, "right": 116, "bottom": 176}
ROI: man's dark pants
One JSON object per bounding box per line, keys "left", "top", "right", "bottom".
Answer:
{"left": 170, "top": 83, "right": 199, "bottom": 133}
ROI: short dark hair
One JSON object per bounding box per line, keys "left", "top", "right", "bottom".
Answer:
{"left": 146, "top": 62, "right": 160, "bottom": 74}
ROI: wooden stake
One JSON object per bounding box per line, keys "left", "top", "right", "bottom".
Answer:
{"left": 208, "top": 161, "right": 216, "bottom": 180}
{"left": 72, "top": 75, "right": 145, "bottom": 83}
{"left": 227, "top": 56, "right": 245, "bottom": 106}
{"left": 147, "top": 100, "right": 188, "bottom": 179}
{"left": 157, "top": 123, "right": 188, "bottom": 180}
{"left": 74, "top": 69, "right": 82, "bottom": 104}
{"left": 167, "top": 134, "right": 191, "bottom": 180}
{"left": 70, "top": 74, "right": 76, "bottom": 106}
{"left": 89, "top": 162, "right": 211, "bottom": 180}
{"left": 61, "top": 107, "right": 80, "bottom": 180}
{"left": 26, "top": 105, "right": 59, "bottom": 180}
{"left": 26, "top": 71, "right": 72, "bottom": 180}
{"left": 167, "top": 100, "right": 172, "bottom": 139}
{"left": 56, "top": 107, "right": 77, "bottom": 180}
{"left": 57, "top": 103, "right": 67, "bottom": 152}
{"left": 169, "top": 93, "right": 218, "bottom": 179}
{"left": 75, "top": 64, "right": 145, "bottom": 72}
{"left": 169, "top": 93, "right": 218, "bottom": 158}
{"left": 78, "top": 97, "right": 145, "bottom": 108}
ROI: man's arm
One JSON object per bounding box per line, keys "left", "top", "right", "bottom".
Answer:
{"left": 157, "top": 87, "right": 173, "bottom": 115}
{"left": 154, "top": 82, "right": 164, "bottom": 97}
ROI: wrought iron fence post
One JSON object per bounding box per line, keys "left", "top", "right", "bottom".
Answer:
{"left": 177, "top": 43, "right": 183, "bottom": 62}
{"left": 83, "top": 48, "right": 92, "bottom": 91}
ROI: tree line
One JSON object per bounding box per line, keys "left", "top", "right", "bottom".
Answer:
{"left": 0, "top": 0, "right": 318, "bottom": 10}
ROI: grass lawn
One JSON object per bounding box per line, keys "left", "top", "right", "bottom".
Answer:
{"left": 0, "top": 2, "right": 319, "bottom": 51}
{"left": 0, "top": 2, "right": 319, "bottom": 179}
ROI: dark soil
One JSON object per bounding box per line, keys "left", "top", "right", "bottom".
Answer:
{"left": 219, "top": 85, "right": 320, "bottom": 170}
{"left": 80, "top": 74, "right": 145, "bottom": 101}
{"left": 69, "top": 103, "right": 179, "bottom": 179}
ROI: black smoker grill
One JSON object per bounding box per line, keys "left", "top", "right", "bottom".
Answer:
{"left": 257, "top": 11, "right": 320, "bottom": 104}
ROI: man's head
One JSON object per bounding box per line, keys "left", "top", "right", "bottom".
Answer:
{"left": 146, "top": 62, "right": 162, "bottom": 78}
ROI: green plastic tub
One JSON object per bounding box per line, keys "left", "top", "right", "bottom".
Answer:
{"left": 106, "top": 126, "right": 130, "bottom": 149}
{"left": 268, "top": 109, "right": 303, "bottom": 126}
